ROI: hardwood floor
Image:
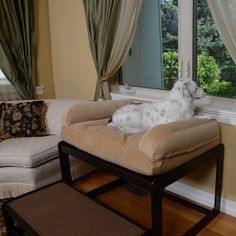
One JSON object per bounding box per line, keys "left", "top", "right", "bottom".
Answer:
{"left": 74, "top": 171, "right": 236, "bottom": 236}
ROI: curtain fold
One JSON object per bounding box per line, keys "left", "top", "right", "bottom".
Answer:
{"left": 83, "top": 0, "right": 142, "bottom": 100}
{"left": 0, "top": 0, "right": 36, "bottom": 100}
{"left": 207, "top": 0, "right": 236, "bottom": 64}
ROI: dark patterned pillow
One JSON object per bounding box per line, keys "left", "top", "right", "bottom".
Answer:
{"left": 1, "top": 101, "right": 48, "bottom": 140}
{"left": 0, "top": 102, "right": 6, "bottom": 141}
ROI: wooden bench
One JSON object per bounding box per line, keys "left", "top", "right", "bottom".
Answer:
{"left": 59, "top": 141, "right": 224, "bottom": 236}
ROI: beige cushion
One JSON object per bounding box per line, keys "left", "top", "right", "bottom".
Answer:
{"left": 61, "top": 117, "right": 220, "bottom": 176}
{"left": 139, "top": 118, "right": 220, "bottom": 162}
{"left": 0, "top": 136, "right": 61, "bottom": 168}
{"left": 63, "top": 99, "right": 135, "bottom": 127}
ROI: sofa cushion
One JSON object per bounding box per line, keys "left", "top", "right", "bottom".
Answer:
{"left": 0, "top": 135, "right": 61, "bottom": 168}
{"left": 0, "top": 156, "right": 95, "bottom": 199}
{"left": 61, "top": 118, "right": 220, "bottom": 176}
{"left": 1, "top": 101, "right": 47, "bottom": 140}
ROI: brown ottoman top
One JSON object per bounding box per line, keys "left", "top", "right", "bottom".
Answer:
{"left": 8, "top": 183, "right": 145, "bottom": 236}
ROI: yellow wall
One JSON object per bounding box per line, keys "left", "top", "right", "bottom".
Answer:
{"left": 36, "top": 0, "right": 55, "bottom": 99}
{"left": 181, "top": 123, "right": 236, "bottom": 202}
{"left": 48, "top": 0, "right": 96, "bottom": 100}
{"left": 47, "top": 0, "right": 236, "bottom": 203}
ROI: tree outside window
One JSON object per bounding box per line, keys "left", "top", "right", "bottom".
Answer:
{"left": 162, "top": 0, "right": 236, "bottom": 97}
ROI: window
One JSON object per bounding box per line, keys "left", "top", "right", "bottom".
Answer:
{"left": 0, "top": 69, "right": 5, "bottom": 79}
{"left": 196, "top": 0, "right": 236, "bottom": 98}
{"left": 0, "top": 69, "right": 7, "bottom": 83}
{"left": 0, "top": 69, "right": 19, "bottom": 100}
{"left": 121, "top": 0, "right": 178, "bottom": 90}
{"left": 0, "top": 69, "right": 10, "bottom": 85}
{"left": 120, "top": 0, "right": 236, "bottom": 99}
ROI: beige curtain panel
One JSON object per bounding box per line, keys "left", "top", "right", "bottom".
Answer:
{"left": 83, "top": 0, "right": 142, "bottom": 100}
{"left": 104, "top": 0, "right": 142, "bottom": 81}
{"left": 207, "top": 0, "right": 236, "bottom": 64}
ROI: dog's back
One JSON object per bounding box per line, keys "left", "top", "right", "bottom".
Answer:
{"left": 108, "top": 104, "right": 148, "bottom": 133}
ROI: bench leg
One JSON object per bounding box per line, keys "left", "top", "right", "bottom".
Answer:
{"left": 151, "top": 187, "right": 163, "bottom": 236}
{"left": 150, "top": 145, "right": 224, "bottom": 236}
{"left": 214, "top": 145, "right": 224, "bottom": 211}
{"left": 59, "top": 142, "right": 72, "bottom": 184}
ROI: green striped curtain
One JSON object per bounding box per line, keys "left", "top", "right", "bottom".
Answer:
{"left": 83, "top": 0, "right": 122, "bottom": 100}
{"left": 0, "top": 0, "right": 36, "bottom": 99}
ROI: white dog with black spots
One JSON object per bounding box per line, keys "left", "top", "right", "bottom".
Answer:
{"left": 108, "top": 79, "right": 205, "bottom": 133}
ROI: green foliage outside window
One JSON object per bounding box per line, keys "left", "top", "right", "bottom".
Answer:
{"left": 163, "top": 52, "right": 236, "bottom": 97}
{"left": 163, "top": 52, "right": 178, "bottom": 90}
{"left": 197, "top": 55, "right": 234, "bottom": 96}
{"left": 161, "top": 0, "right": 236, "bottom": 97}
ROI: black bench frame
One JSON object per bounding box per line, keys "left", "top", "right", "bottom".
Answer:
{"left": 59, "top": 141, "right": 224, "bottom": 236}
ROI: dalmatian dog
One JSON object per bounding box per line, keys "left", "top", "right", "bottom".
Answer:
{"left": 108, "top": 79, "right": 205, "bottom": 133}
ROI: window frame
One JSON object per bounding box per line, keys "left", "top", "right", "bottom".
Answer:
{"left": 112, "top": 0, "right": 236, "bottom": 125}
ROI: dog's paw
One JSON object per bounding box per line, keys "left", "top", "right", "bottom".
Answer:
{"left": 107, "top": 122, "right": 115, "bottom": 127}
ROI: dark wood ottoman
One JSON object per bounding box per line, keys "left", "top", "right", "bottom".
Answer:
{"left": 2, "top": 182, "right": 147, "bottom": 236}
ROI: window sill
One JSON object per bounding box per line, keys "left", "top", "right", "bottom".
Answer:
{"left": 110, "top": 86, "right": 236, "bottom": 126}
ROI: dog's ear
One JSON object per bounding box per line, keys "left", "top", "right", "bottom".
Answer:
{"left": 182, "top": 85, "right": 192, "bottom": 100}
{"left": 183, "top": 80, "right": 193, "bottom": 87}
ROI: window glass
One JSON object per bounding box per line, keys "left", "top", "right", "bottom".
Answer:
{"left": 0, "top": 69, "right": 19, "bottom": 100}
{"left": 121, "top": 0, "right": 178, "bottom": 90}
{"left": 0, "top": 69, "right": 5, "bottom": 79}
{"left": 0, "top": 69, "right": 10, "bottom": 84}
{"left": 196, "top": 0, "right": 236, "bottom": 98}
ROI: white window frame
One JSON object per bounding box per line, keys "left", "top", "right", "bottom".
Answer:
{"left": 111, "top": 0, "right": 236, "bottom": 126}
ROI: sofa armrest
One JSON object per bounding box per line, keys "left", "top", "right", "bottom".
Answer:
{"left": 63, "top": 99, "right": 135, "bottom": 127}
{"left": 46, "top": 99, "right": 87, "bottom": 135}
{"left": 138, "top": 118, "right": 220, "bottom": 162}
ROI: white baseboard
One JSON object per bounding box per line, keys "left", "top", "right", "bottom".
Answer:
{"left": 166, "top": 182, "right": 236, "bottom": 218}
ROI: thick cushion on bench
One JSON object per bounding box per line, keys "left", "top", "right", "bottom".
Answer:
{"left": 63, "top": 99, "right": 135, "bottom": 126}
{"left": 61, "top": 100, "right": 220, "bottom": 176}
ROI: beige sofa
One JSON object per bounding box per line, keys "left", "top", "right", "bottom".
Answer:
{"left": 0, "top": 99, "right": 94, "bottom": 199}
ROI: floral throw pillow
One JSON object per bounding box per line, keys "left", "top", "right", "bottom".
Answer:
{"left": 1, "top": 101, "right": 48, "bottom": 140}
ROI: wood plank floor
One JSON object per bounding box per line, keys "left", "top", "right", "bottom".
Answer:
{"left": 74, "top": 171, "right": 236, "bottom": 236}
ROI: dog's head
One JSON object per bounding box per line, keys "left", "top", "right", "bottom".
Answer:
{"left": 170, "top": 79, "right": 205, "bottom": 101}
